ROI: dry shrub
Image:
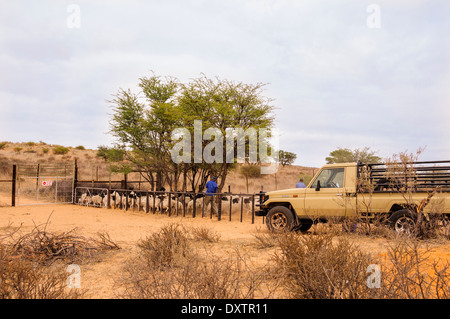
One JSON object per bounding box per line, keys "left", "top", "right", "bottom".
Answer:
{"left": 273, "top": 233, "right": 376, "bottom": 299}
{"left": 379, "top": 239, "right": 450, "bottom": 299}
{"left": 273, "top": 231, "right": 450, "bottom": 299}
{"left": 118, "top": 251, "right": 271, "bottom": 299}
{"left": 252, "top": 227, "right": 281, "bottom": 249}
{"left": 188, "top": 226, "right": 221, "bottom": 243}
{"left": 413, "top": 214, "right": 450, "bottom": 240}
{"left": 136, "top": 223, "right": 191, "bottom": 268}
{"left": 2, "top": 216, "right": 120, "bottom": 265}
{"left": 117, "top": 223, "right": 274, "bottom": 299}
{"left": 0, "top": 244, "right": 83, "bottom": 299}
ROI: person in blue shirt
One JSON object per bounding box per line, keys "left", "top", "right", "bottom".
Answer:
{"left": 204, "top": 176, "right": 218, "bottom": 216}
{"left": 296, "top": 178, "right": 306, "bottom": 188}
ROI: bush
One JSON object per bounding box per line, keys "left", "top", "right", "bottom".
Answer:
{"left": 116, "top": 223, "right": 271, "bottom": 299}
{"left": 42, "top": 148, "right": 49, "bottom": 154}
{"left": 0, "top": 244, "right": 83, "bottom": 299}
{"left": 379, "top": 239, "right": 450, "bottom": 299}
{"left": 137, "top": 223, "right": 191, "bottom": 268}
{"left": 0, "top": 142, "right": 7, "bottom": 150}
{"left": 75, "top": 145, "right": 85, "bottom": 150}
{"left": 13, "top": 147, "right": 22, "bottom": 153}
{"left": 53, "top": 146, "right": 70, "bottom": 155}
{"left": 273, "top": 233, "right": 376, "bottom": 299}
{"left": 96, "top": 145, "right": 125, "bottom": 162}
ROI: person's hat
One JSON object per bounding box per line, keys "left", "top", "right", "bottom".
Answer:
{"left": 213, "top": 176, "right": 218, "bottom": 180}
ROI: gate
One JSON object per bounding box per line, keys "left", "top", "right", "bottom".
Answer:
{"left": 16, "top": 163, "right": 75, "bottom": 206}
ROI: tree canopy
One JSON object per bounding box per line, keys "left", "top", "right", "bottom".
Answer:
{"left": 278, "top": 150, "right": 297, "bottom": 167}
{"left": 325, "top": 147, "right": 381, "bottom": 164}
{"left": 108, "top": 73, "right": 275, "bottom": 192}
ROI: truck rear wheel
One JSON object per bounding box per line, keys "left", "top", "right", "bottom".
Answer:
{"left": 266, "top": 206, "right": 295, "bottom": 232}
{"left": 389, "top": 209, "right": 416, "bottom": 234}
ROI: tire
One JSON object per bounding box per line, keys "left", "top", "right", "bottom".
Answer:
{"left": 389, "top": 209, "right": 417, "bottom": 234}
{"left": 266, "top": 206, "right": 295, "bottom": 232}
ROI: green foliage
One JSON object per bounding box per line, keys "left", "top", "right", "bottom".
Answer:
{"left": 42, "top": 148, "right": 49, "bottom": 154}
{"left": 108, "top": 73, "right": 275, "bottom": 191}
{"left": 278, "top": 150, "right": 297, "bottom": 167}
{"left": 96, "top": 146, "right": 125, "bottom": 162}
{"left": 75, "top": 145, "right": 85, "bottom": 150}
{"left": 14, "top": 147, "right": 22, "bottom": 153}
{"left": 53, "top": 146, "right": 70, "bottom": 155}
{"left": 25, "top": 142, "right": 35, "bottom": 147}
{"left": 0, "top": 142, "right": 7, "bottom": 150}
{"left": 326, "top": 147, "right": 381, "bottom": 164}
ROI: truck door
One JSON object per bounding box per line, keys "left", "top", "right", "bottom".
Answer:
{"left": 305, "top": 167, "right": 347, "bottom": 217}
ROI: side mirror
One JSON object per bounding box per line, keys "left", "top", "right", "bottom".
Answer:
{"left": 315, "top": 180, "right": 321, "bottom": 191}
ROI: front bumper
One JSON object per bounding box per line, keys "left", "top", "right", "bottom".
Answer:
{"left": 255, "top": 191, "right": 268, "bottom": 216}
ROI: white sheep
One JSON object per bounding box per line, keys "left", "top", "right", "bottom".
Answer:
{"left": 91, "top": 194, "right": 104, "bottom": 207}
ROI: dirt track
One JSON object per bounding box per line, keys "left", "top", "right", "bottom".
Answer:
{"left": 1, "top": 202, "right": 450, "bottom": 298}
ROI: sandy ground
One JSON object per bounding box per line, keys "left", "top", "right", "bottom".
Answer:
{"left": 1, "top": 202, "right": 450, "bottom": 299}
{"left": 0, "top": 202, "right": 275, "bottom": 298}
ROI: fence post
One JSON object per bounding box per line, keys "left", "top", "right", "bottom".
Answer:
{"left": 11, "top": 165, "right": 16, "bottom": 207}
{"left": 73, "top": 160, "right": 78, "bottom": 204}
{"left": 251, "top": 195, "right": 255, "bottom": 224}
{"left": 36, "top": 163, "right": 40, "bottom": 194}
{"left": 240, "top": 197, "right": 244, "bottom": 222}
{"left": 106, "top": 189, "right": 111, "bottom": 209}
{"left": 217, "top": 194, "right": 222, "bottom": 221}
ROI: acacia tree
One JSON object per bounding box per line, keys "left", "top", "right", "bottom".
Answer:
{"left": 279, "top": 150, "right": 297, "bottom": 167}
{"left": 176, "top": 75, "right": 274, "bottom": 192}
{"left": 109, "top": 73, "right": 275, "bottom": 192}
{"left": 326, "top": 147, "right": 381, "bottom": 164}
{"left": 109, "top": 76, "right": 181, "bottom": 190}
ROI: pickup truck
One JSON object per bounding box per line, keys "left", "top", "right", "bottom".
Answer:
{"left": 256, "top": 161, "right": 450, "bottom": 233}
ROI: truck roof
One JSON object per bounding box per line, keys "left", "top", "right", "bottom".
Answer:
{"left": 320, "top": 162, "right": 357, "bottom": 168}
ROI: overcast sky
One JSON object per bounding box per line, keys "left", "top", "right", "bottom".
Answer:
{"left": 1, "top": 0, "right": 449, "bottom": 167}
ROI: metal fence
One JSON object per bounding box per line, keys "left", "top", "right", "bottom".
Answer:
{"left": 74, "top": 187, "right": 263, "bottom": 224}
{"left": 16, "top": 163, "right": 74, "bottom": 206}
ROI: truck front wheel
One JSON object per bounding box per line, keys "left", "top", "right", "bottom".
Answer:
{"left": 266, "top": 206, "right": 295, "bottom": 232}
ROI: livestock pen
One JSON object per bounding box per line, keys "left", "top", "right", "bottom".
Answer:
{"left": 1, "top": 161, "right": 266, "bottom": 224}
{"left": 74, "top": 187, "right": 265, "bottom": 224}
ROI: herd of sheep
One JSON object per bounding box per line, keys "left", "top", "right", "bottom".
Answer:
{"left": 76, "top": 188, "right": 259, "bottom": 216}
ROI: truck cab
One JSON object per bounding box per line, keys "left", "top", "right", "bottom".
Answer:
{"left": 257, "top": 163, "right": 357, "bottom": 231}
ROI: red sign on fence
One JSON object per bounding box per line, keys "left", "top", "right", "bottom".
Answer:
{"left": 42, "top": 181, "right": 53, "bottom": 187}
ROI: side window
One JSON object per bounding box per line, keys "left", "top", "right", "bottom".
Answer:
{"left": 310, "top": 168, "right": 345, "bottom": 188}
